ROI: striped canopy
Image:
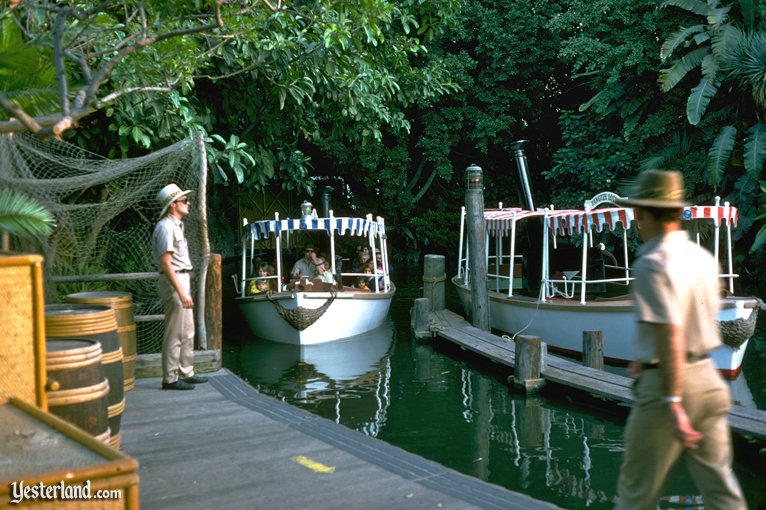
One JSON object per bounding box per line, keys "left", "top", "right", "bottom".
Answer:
{"left": 247, "top": 216, "right": 382, "bottom": 240}
{"left": 483, "top": 203, "right": 738, "bottom": 237}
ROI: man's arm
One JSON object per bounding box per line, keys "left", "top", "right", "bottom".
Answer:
{"left": 653, "top": 322, "right": 703, "bottom": 448}
{"left": 160, "top": 252, "right": 193, "bottom": 308}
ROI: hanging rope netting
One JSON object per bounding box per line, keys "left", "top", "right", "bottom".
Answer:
{"left": 0, "top": 132, "right": 207, "bottom": 355}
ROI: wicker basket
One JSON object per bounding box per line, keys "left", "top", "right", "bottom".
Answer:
{"left": 0, "top": 253, "right": 47, "bottom": 409}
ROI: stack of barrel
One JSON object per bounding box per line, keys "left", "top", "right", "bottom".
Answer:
{"left": 44, "top": 291, "right": 136, "bottom": 450}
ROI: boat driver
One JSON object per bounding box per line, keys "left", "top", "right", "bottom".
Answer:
{"left": 290, "top": 243, "right": 320, "bottom": 280}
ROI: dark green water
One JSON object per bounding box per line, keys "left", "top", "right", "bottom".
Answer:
{"left": 223, "top": 266, "right": 766, "bottom": 509}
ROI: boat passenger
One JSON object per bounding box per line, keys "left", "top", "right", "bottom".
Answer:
{"left": 351, "top": 246, "right": 372, "bottom": 273}
{"left": 248, "top": 261, "right": 274, "bottom": 295}
{"left": 291, "top": 243, "right": 319, "bottom": 280}
{"left": 314, "top": 257, "right": 336, "bottom": 285}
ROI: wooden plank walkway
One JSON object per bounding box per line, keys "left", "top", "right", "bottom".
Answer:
{"left": 121, "top": 369, "right": 560, "bottom": 510}
{"left": 429, "top": 309, "right": 766, "bottom": 441}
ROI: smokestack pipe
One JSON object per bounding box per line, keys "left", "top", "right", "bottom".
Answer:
{"left": 509, "top": 140, "right": 535, "bottom": 211}
{"left": 319, "top": 185, "right": 335, "bottom": 218}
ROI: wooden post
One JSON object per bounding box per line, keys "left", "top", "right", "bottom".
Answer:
{"left": 582, "top": 330, "right": 604, "bottom": 370}
{"left": 423, "top": 254, "right": 445, "bottom": 311}
{"left": 465, "top": 164, "right": 489, "bottom": 330}
{"left": 205, "top": 253, "right": 223, "bottom": 367}
{"left": 411, "top": 297, "right": 433, "bottom": 340}
{"left": 512, "top": 335, "right": 545, "bottom": 393}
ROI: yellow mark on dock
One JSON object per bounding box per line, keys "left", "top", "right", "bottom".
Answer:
{"left": 291, "top": 455, "right": 335, "bottom": 474}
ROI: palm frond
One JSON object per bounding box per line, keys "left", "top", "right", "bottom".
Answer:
{"left": 660, "top": 0, "right": 718, "bottom": 17}
{"left": 712, "top": 24, "right": 745, "bottom": 62}
{"left": 687, "top": 77, "right": 719, "bottom": 125}
{"left": 740, "top": 0, "right": 756, "bottom": 28}
{"left": 0, "top": 189, "right": 55, "bottom": 239}
{"left": 659, "top": 47, "right": 709, "bottom": 92}
{"left": 700, "top": 53, "right": 719, "bottom": 81}
{"left": 744, "top": 124, "right": 766, "bottom": 181}
{"left": 660, "top": 25, "right": 707, "bottom": 62}
{"left": 706, "top": 125, "right": 737, "bottom": 187}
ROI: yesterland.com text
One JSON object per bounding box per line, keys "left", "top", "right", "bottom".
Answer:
{"left": 8, "top": 480, "right": 122, "bottom": 504}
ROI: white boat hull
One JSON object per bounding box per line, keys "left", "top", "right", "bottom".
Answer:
{"left": 236, "top": 285, "right": 395, "bottom": 345}
{"left": 453, "top": 277, "right": 753, "bottom": 379}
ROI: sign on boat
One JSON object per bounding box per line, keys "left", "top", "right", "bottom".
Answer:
{"left": 234, "top": 202, "right": 396, "bottom": 345}
{"left": 453, "top": 191, "right": 760, "bottom": 379}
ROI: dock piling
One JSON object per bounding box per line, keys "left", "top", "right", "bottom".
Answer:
{"left": 465, "top": 165, "right": 489, "bottom": 330}
{"left": 582, "top": 330, "right": 604, "bottom": 370}
{"left": 412, "top": 297, "right": 433, "bottom": 340}
{"left": 423, "top": 255, "right": 446, "bottom": 312}
{"left": 512, "top": 335, "right": 546, "bottom": 393}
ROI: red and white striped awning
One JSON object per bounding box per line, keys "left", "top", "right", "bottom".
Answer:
{"left": 483, "top": 208, "right": 546, "bottom": 235}
{"left": 683, "top": 205, "right": 738, "bottom": 227}
{"left": 546, "top": 207, "right": 634, "bottom": 236}
{"left": 481, "top": 203, "right": 738, "bottom": 237}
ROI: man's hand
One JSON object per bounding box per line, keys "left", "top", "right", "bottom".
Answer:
{"left": 180, "top": 292, "right": 194, "bottom": 309}
{"left": 668, "top": 402, "right": 703, "bottom": 448}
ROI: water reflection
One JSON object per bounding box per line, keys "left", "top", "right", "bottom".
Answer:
{"left": 224, "top": 268, "right": 766, "bottom": 510}
{"left": 233, "top": 319, "right": 395, "bottom": 436}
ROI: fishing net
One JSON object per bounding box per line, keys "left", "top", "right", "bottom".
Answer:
{"left": 0, "top": 132, "right": 208, "bottom": 355}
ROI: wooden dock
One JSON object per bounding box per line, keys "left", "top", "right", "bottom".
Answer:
{"left": 121, "top": 369, "right": 560, "bottom": 510}
{"left": 428, "top": 308, "right": 766, "bottom": 441}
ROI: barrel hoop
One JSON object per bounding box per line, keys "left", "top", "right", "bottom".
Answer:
{"left": 47, "top": 379, "right": 110, "bottom": 406}
{"left": 46, "top": 313, "right": 119, "bottom": 336}
{"left": 46, "top": 344, "right": 103, "bottom": 371}
{"left": 101, "top": 347, "right": 124, "bottom": 364}
{"left": 108, "top": 397, "right": 126, "bottom": 418}
{"left": 94, "top": 429, "right": 111, "bottom": 444}
{"left": 117, "top": 324, "right": 137, "bottom": 333}
{"left": 123, "top": 353, "right": 138, "bottom": 362}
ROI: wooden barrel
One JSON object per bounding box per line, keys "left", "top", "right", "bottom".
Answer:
{"left": 45, "top": 304, "right": 125, "bottom": 449}
{"left": 45, "top": 338, "right": 110, "bottom": 444}
{"left": 66, "top": 291, "right": 137, "bottom": 392}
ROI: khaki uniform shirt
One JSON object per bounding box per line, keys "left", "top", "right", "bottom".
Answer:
{"left": 152, "top": 215, "right": 193, "bottom": 272}
{"left": 631, "top": 231, "right": 721, "bottom": 362}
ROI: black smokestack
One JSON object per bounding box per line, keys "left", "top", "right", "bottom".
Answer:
{"left": 508, "top": 140, "right": 535, "bottom": 211}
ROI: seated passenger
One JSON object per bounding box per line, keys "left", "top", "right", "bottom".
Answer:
{"left": 354, "top": 262, "right": 375, "bottom": 291}
{"left": 291, "top": 243, "right": 319, "bottom": 280}
{"left": 314, "top": 256, "right": 336, "bottom": 285}
{"left": 351, "top": 246, "right": 372, "bottom": 273}
{"left": 248, "top": 262, "right": 274, "bottom": 294}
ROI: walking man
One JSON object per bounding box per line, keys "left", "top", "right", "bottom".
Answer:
{"left": 152, "top": 183, "right": 208, "bottom": 390}
{"left": 615, "top": 170, "right": 745, "bottom": 509}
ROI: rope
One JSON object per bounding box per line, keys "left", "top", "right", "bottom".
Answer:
{"left": 422, "top": 274, "right": 446, "bottom": 283}
{"left": 267, "top": 290, "right": 337, "bottom": 331}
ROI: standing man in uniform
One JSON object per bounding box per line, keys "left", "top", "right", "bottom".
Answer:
{"left": 152, "top": 183, "right": 208, "bottom": 390}
{"left": 614, "top": 170, "right": 744, "bottom": 509}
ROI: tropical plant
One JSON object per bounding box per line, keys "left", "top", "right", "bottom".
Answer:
{"left": 658, "top": 0, "right": 766, "bottom": 190}
{"left": 0, "top": 189, "right": 55, "bottom": 249}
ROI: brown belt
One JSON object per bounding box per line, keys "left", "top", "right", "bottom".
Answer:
{"left": 640, "top": 352, "right": 710, "bottom": 371}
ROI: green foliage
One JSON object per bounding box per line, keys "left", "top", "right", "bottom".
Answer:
{"left": 0, "top": 189, "right": 55, "bottom": 239}
{"left": 0, "top": 17, "right": 58, "bottom": 118}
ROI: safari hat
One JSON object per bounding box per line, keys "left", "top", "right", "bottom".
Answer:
{"left": 157, "top": 183, "right": 193, "bottom": 218}
{"left": 615, "top": 169, "right": 689, "bottom": 209}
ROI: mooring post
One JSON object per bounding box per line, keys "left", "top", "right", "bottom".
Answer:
{"left": 205, "top": 253, "right": 223, "bottom": 368}
{"left": 423, "top": 254, "right": 446, "bottom": 311}
{"left": 465, "top": 164, "right": 489, "bottom": 330}
{"left": 582, "top": 330, "right": 604, "bottom": 370}
{"left": 411, "top": 297, "right": 433, "bottom": 340}
{"left": 512, "top": 335, "right": 546, "bottom": 393}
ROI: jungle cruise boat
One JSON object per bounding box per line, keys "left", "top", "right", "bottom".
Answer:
{"left": 234, "top": 202, "right": 395, "bottom": 345}
{"left": 453, "top": 191, "right": 760, "bottom": 379}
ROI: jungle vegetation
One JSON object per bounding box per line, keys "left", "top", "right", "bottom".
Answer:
{"left": 3, "top": 0, "right": 766, "bottom": 286}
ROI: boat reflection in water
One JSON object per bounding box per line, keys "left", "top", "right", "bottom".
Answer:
{"left": 235, "top": 318, "right": 395, "bottom": 436}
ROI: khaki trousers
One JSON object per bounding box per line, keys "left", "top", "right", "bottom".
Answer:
{"left": 616, "top": 359, "right": 745, "bottom": 510}
{"left": 158, "top": 273, "right": 195, "bottom": 383}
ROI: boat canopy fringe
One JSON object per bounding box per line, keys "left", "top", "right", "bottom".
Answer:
{"left": 248, "top": 217, "right": 381, "bottom": 240}
{"left": 267, "top": 291, "right": 337, "bottom": 331}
